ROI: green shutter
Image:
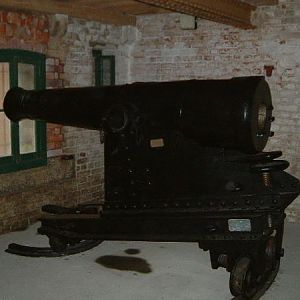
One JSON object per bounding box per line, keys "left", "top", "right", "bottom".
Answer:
{"left": 0, "top": 49, "right": 47, "bottom": 174}
{"left": 93, "top": 50, "right": 115, "bottom": 87}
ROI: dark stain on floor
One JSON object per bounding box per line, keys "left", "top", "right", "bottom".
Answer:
{"left": 124, "top": 248, "right": 141, "bottom": 255}
{"left": 96, "top": 255, "right": 152, "bottom": 274}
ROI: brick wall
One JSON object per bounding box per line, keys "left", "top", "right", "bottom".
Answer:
{"left": 1, "top": 0, "right": 300, "bottom": 234}
{"left": 46, "top": 57, "right": 65, "bottom": 151}
{"left": 51, "top": 16, "right": 136, "bottom": 204}
{"left": 0, "top": 11, "right": 48, "bottom": 52}
{"left": 130, "top": 2, "right": 300, "bottom": 221}
{"left": 0, "top": 157, "right": 75, "bottom": 233}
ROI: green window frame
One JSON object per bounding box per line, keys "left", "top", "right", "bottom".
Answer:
{"left": 93, "top": 50, "right": 115, "bottom": 87}
{"left": 0, "top": 49, "right": 46, "bottom": 174}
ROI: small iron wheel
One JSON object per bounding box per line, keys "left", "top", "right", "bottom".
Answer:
{"left": 49, "top": 236, "right": 68, "bottom": 253}
{"left": 265, "top": 237, "right": 277, "bottom": 272}
{"left": 229, "top": 257, "right": 256, "bottom": 298}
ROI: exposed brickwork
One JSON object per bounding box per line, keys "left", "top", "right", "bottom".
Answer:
{"left": 57, "top": 18, "right": 136, "bottom": 204}
{"left": 47, "top": 123, "right": 64, "bottom": 151}
{"left": 46, "top": 57, "right": 64, "bottom": 88}
{"left": 130, "top": 2, "right": 300, "bottom": 221}
{"left": 0, "top": 157, "right": 75, "bottom": 233}
{"left": 46, "top": 57, "right": 65, "bottom": 151}
{"left": 0, "top": 11, "right": 49, "bottom": 53}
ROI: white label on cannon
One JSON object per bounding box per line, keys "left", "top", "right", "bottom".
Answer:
{"left": 228, "top": 219, "right": 251, "bottom": 232}
{"left": 150, "top": 138, "right": 165, "bottom": 148}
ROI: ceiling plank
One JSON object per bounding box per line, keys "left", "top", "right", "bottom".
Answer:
{"left": 75, "top": 0, "right": 168, "bottom": 15}
{"left": 106, "top": 2, "right": 168, "bottom": 15}
{"left": 0, "top": 0, "right": 136, "bottom": 26}
{"left": 135, "top": 0, "right": 256, "bottom": 29}
{"left": 244, "top": 0, "right": 278, "bottom": 5}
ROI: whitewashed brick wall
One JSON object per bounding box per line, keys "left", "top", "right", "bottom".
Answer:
{"left": 47, "top": 2, "right": 300, "bottom": 221}
{"left": 130, "top": 1, "right": 300, "bottom": 221}
{"left": 51, "top": 17, "right": 136, "bottom": 204}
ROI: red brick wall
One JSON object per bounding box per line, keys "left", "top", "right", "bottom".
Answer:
{"left": 0, "top": 10, "right": 65, "bottom": 152}
{"left": 46, "top": 57, "right": 64, "bottom": 88}
{"left": 0, "top": 10, "right": 65, "bottom": 151}
{"left": 0, "top": 11, "right": 48, "bottom": 52}
{"left": 46, "top": 57, "right": 65, "bottom": 150}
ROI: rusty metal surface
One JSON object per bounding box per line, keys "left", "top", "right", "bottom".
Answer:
{"left": 232, "top": 261, "right": 280, "bottom": 300}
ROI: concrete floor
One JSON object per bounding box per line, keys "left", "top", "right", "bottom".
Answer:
{"left": 0, "top": 223, "right": 299, "bottom": 300}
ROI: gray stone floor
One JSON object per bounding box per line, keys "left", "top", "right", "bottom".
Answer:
{"left": 0, "top": 222, "right": 299, "bottom": 300}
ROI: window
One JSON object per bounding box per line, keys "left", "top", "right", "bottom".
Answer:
{"left": 93, "top": 50, "right": 115, "bottom": 87}
{"left": 0, "top": 49, "right": 46, "bottom": 174}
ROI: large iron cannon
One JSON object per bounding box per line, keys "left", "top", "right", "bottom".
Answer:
{"left": 4, "top": 76, "right": 300, "bottom": 299}
{"left": 5, "top": 76, "right": 272, "bottom": 153}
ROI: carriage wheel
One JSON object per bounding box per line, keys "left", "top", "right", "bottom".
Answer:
{"left": 265, "top": 236, "right": 277, "bottom": 272}
{"left": 229, "top": 257, "right": 256, "bottom": 298}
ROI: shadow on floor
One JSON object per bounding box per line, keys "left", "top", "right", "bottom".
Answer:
{"left": 124, "top": 248, "right": 141, "bottom": 255}
{"left": 96, "top": 255, "right": 152, "bottom": 274}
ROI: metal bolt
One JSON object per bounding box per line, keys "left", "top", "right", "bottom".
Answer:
{"left": 267, "top": 214, "right": 272, "bottom": 228}
{"left": 218, "top": 254, "right": 229, "bottom": 268}
{"left": 262, "top": 172, "right": 272, "bottom": 187}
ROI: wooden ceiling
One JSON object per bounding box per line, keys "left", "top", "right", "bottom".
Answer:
{"left": 0, "top": 0, "right": 278, "bottom": 29}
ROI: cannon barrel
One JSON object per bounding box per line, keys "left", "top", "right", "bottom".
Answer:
{"left": 4, "top": 76, "right": 273, "bottom": 153}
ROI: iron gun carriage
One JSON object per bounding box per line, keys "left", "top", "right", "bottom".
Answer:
{"left": 4, "top": 76, "right": 300, "bottom": 299}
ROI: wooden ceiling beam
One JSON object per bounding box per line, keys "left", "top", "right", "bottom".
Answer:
{"left": 244, "top": 0, "right": 278, "bottom": 5}
{"left": 0, "top": 0, "right": 136, "bottom": 26}
{"left": 74, "top": 0, "right": 168, "bottom": 15}
{"left": 135, "top": 0, "right": 256, "bottom": 29}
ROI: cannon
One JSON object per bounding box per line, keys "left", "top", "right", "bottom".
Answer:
{"left": 4, "top": 76, "right": 300, "bottom": 299}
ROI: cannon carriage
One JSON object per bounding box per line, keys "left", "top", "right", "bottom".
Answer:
{"left": 4, "top": 76, "right": 300, "bottom": 299}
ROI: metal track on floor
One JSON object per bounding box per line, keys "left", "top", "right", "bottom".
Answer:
{"left": 5, "top": 240, "right": 102, "bottom": 257}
